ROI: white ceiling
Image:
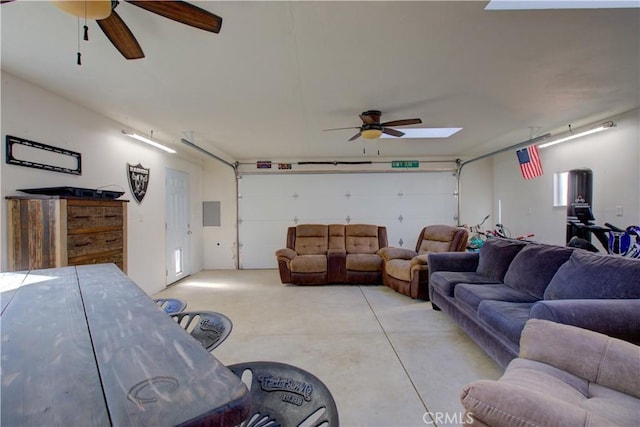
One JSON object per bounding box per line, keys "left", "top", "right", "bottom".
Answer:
{"left": 1, "top": 1, "right": 639, "bottom": 162}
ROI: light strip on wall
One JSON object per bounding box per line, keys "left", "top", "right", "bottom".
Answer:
{"left": 538, "top": 121, "right": 615, "bottom": 149}
{"left": 122, "top": 131, "right": 176, "bottom": 154}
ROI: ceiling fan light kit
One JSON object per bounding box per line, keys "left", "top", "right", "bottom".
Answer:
{"left": 53, "top": 1, "right": 112, "bottom": 19}
{"left": 361, "top": 126, "right": 383, "bottom": 140}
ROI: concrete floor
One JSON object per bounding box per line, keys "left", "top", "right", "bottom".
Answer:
{"left": 153, "top": 269, "right": 503, "bottom": 427}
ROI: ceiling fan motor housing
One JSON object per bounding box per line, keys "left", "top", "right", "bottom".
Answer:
{"left": 362, "top": 110, "right": 382, "bottom": 123}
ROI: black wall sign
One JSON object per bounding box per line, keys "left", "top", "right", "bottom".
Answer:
{"left": 5, "top": 135, "right": 82, "bottom": 175}
{"left": 128, "top": 163, "right": 150, "bottom": 203}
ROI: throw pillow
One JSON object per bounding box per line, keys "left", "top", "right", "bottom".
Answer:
{"left": 503, "top": 244, "right": 574, "bottom": 299}
{"left": 476, "top": 239, "right": 527, "bottom": 282}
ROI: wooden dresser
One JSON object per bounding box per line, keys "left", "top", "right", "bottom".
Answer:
{"left": 7, "top": 197, "right": 128, "bottom": 273}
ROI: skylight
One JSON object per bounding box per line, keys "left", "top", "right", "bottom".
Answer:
{"left": 380, "top": 128, "right": 462, "bottom": 139}
{"left": 485, "top": 0, "right": 640, "bottom": 10}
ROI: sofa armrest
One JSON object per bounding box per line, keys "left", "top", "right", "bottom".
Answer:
{"left": 461, "top": 378, "right": 600, "bottom": 427}
{"left": 426, "top": 252, "right": 479, "bottom": 275}
{"left": 410, "top": 253, "right": 429, "bottom": 267}
{"left": 519, "top": 319, "right": 640, "bottom": 399}
{"left": 275, "top": 248, "right": 297, "bottom": 260}
{"left": 530, "top": 299, "right": 640, "bottom": 345}
{"left": 377, "top": 247, "right": 417, "bottom": 261}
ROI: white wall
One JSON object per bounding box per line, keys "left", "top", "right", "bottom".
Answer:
{"left": 1, "top": 72, "right": 204, "bottom": 295}
{"left": 202, "top": 160, "right": 238, "bottom": 269}
{"left": 490, "top": 108, "right": 640, "bottom": 248}
{"left": 458, "top": 157, "right": 493, "bottom": 229}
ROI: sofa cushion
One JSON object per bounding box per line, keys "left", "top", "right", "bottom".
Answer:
{"left": 294, "top": 224, "right": 328, "bottom": 255}
{"left": 417, "top": 225, "right": 464, "bottom": 254}
{"left": 328, "top": 224, "right": 346, "bottom": 251}
{"left": 418, "top": 239, "right": 452, "bottom": 254}
{"left": 503, "top": 244, "right": 574, "bottom": 299}
{"left": 477, "top": 300, "right": 534, "bottom": 346}
{"left": 346, "top": 253, "right": 382, "bottom": 272}
{"left": 544, "top": 250, "right": 640, "bottom": 300}
{"left": 384, "top": 258, "right": 412, "bottom": 281}
{"left": 476, "top": 239, "right": 527, "bottom": 282}
{"left": 430, "top": 271, "right": 501, "bottom": 297}
{"left": 345, "top": 224, "right": 380, "bottom": 254}
{"left": 454, "top": 284, "right": 539, "bottom": 312}
{"left": 290, "top": 254, "right": 327, "bottom": 273}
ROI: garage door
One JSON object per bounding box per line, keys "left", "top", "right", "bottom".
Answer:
{"left": 238, "top": 172, "right": 457, "bottom": 268}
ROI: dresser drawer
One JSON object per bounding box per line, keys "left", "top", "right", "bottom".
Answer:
{"left": 67, "top": 206, "right": 123, "bottom": 231}
{"left": 67, "top": 231, "right": 123, "bottom": 258}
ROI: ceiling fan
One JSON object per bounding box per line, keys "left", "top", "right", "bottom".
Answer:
{"left": 0, "top": 0, "right": 222, "bottom": 60}
{"left": 324, "top": 110, "right": 422, "bottom": 142}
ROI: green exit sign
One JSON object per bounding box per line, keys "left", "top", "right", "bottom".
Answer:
{"left": 392, "top": 160, "right": 419, "bottom": 168}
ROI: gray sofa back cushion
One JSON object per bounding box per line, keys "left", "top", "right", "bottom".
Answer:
{"left": 503, "top": 244, "right": 574, "bottom": 299}
{"left": 476, "top": 239, "right": 527, "bottom": 282}
{"left": 544, "top": 250, "right": 640, "bottom": 300}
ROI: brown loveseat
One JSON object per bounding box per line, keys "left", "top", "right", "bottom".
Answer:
{"left": 275, "top": 224, "right": 388, "bottom": 285}
{"left": 378, "top": 225, "right": 468, "bottom": 299}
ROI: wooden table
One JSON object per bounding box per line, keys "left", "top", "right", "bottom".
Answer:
{"left": 1, "top": 264, "right": 250, "bottom": 426}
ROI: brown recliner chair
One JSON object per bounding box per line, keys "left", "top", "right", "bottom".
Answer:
{"left": 378, "top": 225, "right": 468, "bottom": 299}
{"left": 276, "top": 224, "right": 330, "bottom": 285}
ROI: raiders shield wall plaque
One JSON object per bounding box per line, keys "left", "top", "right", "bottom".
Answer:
{"left": 128, "top": 163, "right": 150, "bottom": 203}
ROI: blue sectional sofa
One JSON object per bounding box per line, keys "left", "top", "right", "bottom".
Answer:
{"left": 427, "top": 238, "right": 640, "bottom": 368}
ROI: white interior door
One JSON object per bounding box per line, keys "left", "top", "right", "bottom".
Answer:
{"left": 166, "top": 168, "right": 191, "bottom": 285}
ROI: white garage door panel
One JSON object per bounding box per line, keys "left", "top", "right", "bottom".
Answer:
{"left": 239, "top": 220, "right": 289, "bottom": 268}
{"left": 239, "top": 172, "right": 457, "bottom": 268}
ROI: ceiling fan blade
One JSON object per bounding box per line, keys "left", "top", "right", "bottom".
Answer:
{"left": 97, "top": 10, "right": 145, "bottom": 59}
{"left": 380, "top": 118, "right": 422, "bottom": 127}
{"left": 1, "top": 0, "right": 16, "bottom": 3}
{"left": 348, "top": 132, "right": 362, "bottom": 141}
{"left": 359, "top": 114, "right": 375, "bottom": 125}
{"left": 126, "top": 1, "right": 222, "bottom": 33}
{"left": 382, "top": 128, "right": 405, "bottom": 138}
{"left": 323, "top": 126, "right": 360, "bottom": 131}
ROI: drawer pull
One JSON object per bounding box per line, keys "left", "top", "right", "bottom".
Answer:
{"left": 75, "top": 242, "right": 92, "bottom": 247}
{"left": 106, "top": 239, "right": 118, "bottom": 243}
{"left": 73, "top": 215, "right": 90, "bottom": 219}
{"left": 105, "top": 215, "right": 118, "bottom": 218}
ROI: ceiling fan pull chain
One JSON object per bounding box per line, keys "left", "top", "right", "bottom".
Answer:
{"left": 76, "top": 17, "right": 82, "bottom": 66}
{"left": 83, "top": 1, "right": 89, "bottom": 41}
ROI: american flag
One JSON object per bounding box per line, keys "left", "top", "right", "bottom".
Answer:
{"left": 516, "top": 145, "right": 543, "bottom": 180}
